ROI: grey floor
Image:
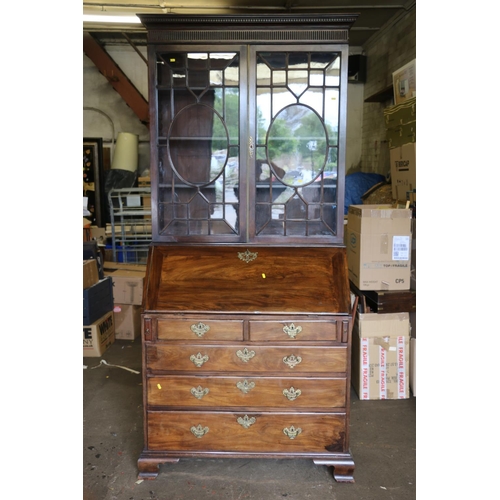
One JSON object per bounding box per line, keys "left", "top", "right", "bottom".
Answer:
{"left": 83, "top": 339, "right": 416, "bottom": 500}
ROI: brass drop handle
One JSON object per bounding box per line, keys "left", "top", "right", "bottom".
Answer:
{"left": 190, "top": 385, "right": 210, "bottom": 400}
{"left": 237, "top": 379, "right": 255, "bottom": 394}
{"left": 190, "top": 424, "right": 209, "bottom": 438}
{"left": 236, "top": 348, "right": 256, "bottom": 363}
{"left": 191, "top": 322, "right": 210, "bottom": 337}
{"left": 283, "top": 323, "right": 302, "bottom": 339}
{"left": 283, "top": 386, "right": 302, "bottom": 401}
{"left": 237, "top": 415, "right": 256, "bottom": 429}
{"left": 283, "top": 354, "right": 302, "bottom": 369}
{"left": 190, "top": 352, "right": 209, "bottom": 367}
{"left": 283, "top": 426, "right": 302, "bottom": 440}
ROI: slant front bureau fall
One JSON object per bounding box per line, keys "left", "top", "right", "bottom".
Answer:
{"left": 138, "top": 245, "right": 355, "bottom": 482}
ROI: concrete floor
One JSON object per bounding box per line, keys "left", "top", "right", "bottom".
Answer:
{"left": 83, "top": 339, "right": 416, "bottom": 500}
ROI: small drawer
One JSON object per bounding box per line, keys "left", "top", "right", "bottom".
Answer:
{"left": 147, "top": 411, "right": 348, "bottom": 453}
{"left": 249, "top": 320, "right": 339, "bottom": 341}
{"left": 157, "top": 318, "right": 243, "bottom": 341}
{"left": 146, "top": 345, "right": 347, "bottom": 373}
{"left": 147, "top": 375, "right": 347, "bottom": 408}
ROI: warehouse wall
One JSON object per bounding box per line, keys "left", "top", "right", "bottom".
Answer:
{"left": 358, "top": 5, "right": 416, "bottom": 176}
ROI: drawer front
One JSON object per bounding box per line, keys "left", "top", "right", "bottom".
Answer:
{"left": 147, "top": 376, "right": 347, "bottom": 408}
{"left": 249, "top": 320, "right": 338, "bottom": 342}
{"left": 146, "top": 345, "right": 347, "bottom": 373}
{"left": 147, "top": 411, "right": 347, "bottom": 453}
{"left": 156, "top": 318, "right": 243, "bottom": 341}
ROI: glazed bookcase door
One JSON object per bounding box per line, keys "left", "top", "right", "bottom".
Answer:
{"left": 152, "top": 45, "right": 248, "bottom": 243}
{"left": 149, "top": 43, "right": 347, "bottom": 245}
{"left": 248, "top": 46, "right": 347, "bottom": 244}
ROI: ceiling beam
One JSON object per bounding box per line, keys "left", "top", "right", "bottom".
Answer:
{"left": 83, "top": 32, "right": 149, "bottom": 126}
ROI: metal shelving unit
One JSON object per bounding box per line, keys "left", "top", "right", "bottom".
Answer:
{"left": 107, "top": 187, "right": 152, "bottom": 264}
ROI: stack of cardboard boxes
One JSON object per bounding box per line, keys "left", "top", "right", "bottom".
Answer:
{"left": 83, "top": 242, "right": 116, "bottom": 357}
{"left": 83, "top": 241, "right": 146, "bottom": 357}
{"left": 104, "top": 263, "right": 145, "bottom": 341}
{"left": 386, "top": 59, "right": 416, "bottom": 205}
{"left": 346, "top": 205, "right": 415, "bottom": 400}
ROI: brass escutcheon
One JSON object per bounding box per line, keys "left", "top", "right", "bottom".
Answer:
{"left": 190, "top": 352, "right": 209, "bottom": 367}
{"left": 283, "top": 426, "right": 302, "bottom": 439}
{"left": 236, "top": 348, "right": 256, "bottom": 363}
{"left": 190, "top": 424, "right": 209, "bottom": 438}
{"left": 190, "top": 385, "right": 210, "bottom": 400}
{"left": 236, "top": 379, "right": 255, "bottom": 394}
{"left": 237, "top": 415, "right": 256, "bottom": 429}
{"left": 237, "top": 249, "right": 258, "bottom": 263}
{"left": 283, "top": 354, "right": 302, "bottom": 368}
{"left": 283, "top": 386, "right": 302, "bottom": 401}
{"left": 190, "top": 322, "right": 210, "bottom": 337}
{"left": 248, "top": 136, "right": 254, "bottom": 158}
{"left": 283, "top": 323, "right": 302, "bottom": 339}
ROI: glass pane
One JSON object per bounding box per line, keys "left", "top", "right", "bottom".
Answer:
{"left": 299, "top": 87, "right": 324, "bottom": 116}
{"left": 259, "top": 52, "right": 286, "bottom": 69}
{"left": 273, "top": 70, "right": 286, "bottom": 86}
{"left": 325, "top": 56, "right": 341, "bottom": 86}
{"left": 288, "top": 52, "right": 309, "bottom": 69}
{"left": 267, "top": 105, "right": 327, "bottom": 186}
{"left": 210, "top": 70, "right": 223, "bottom": 85}
{"left": 325, "top": 88, "right": 339, "bottom": 146}
{"left": 288, "top": 70, "right": 308, "bottom": 98}
{"left": 225, "top": 64, "right": 239, "bottom": 86}
{"left": 272, "top": 88, "right": 296, "bottom": 115}
{"left": 310, "top": 52, "right": 335, "bottom": 69}
{"left": 223, "top": 89, "right": 240, "bottom": 144}
{"left": 309, "top": 70, "right": 324, "bottom": 86}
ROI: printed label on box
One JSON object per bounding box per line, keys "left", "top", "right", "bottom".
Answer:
{"left": 397, "top": 336, "right": 407, "bottom": 399}
{"left": 83, "top": 314, "right": 114, "bottom": 348}
{"left": 379, "top": 345, "right": 386, "bottom": 399}
{"left": 392, "top": 236, "right": 410, "bottom": 261}
{"left": 361, "top": 337, "right": 370, "bottom": 400}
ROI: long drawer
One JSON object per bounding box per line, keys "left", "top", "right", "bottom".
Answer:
{"left": 146, "top": 344, "right": 347, "bottom": 373}
{"left": 147, "top": 411, "right": 347, "bottom": 453}
{"left": 147, "top": 375, "right": 347, "bottom": 408}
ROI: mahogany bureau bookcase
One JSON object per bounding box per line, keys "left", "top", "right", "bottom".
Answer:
{"left": 137, "top": 13, "right": 358, "bottom": 483}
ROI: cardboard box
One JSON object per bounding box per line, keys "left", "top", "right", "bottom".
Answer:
{"left": 90, "top": 226, "right": 107, "bottom": 246}
{"left": 383, "top": 97, "right": 416, "bottom": 129}
{"left": 103, "top": 262, "right": 147, "bottom": 273}
{"left": 351, "top": 311, "right": 410, "bottom": 400}
{"left": 390, "top": 143, "right": 416, "bottom": 202}
{"left": 83, "top": 241, "right": 104, "bottom": 279}
{"left": 83, "top": 277, "right": 114, "bottom": 325}
{"left": 386, "top": 122, "right": 416, "bottom": 150}
{"left": 113, "top": 304, "right": 141, "bottom": 340}
{"left": 104, "top": 268, "right": 145, "bottom": 305}
{"left": 392, "top": 59, "right": 416, "bottom": 106}
{"left": 346, "top": 205, "right": 412, "bottom": 291}
{"left": 83, "top": 259, "right": 99, "bottom": 290}
{"left": 83, "top": 311, "right": 115, "bottom": 357}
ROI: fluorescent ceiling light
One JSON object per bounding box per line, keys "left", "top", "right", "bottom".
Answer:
{"left": 83, "top": 15, "right": 141, "bottom": 24}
